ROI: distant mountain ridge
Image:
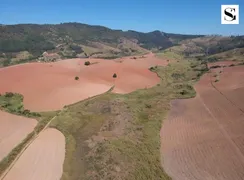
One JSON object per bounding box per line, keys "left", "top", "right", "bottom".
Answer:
{"left": 0, "top": 22, "right": 203, "bottom": 54}
{"left": 0, "top": 22, "right": 244, "bottom": 67}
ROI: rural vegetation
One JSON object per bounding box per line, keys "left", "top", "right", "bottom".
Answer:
{"left": 48, "top": 54, "right": 207, "bottom": 180}
{"left": 1, "top": 22, "right": 244, "bottom": 180}
{"left": 0, "top": 93, "right": 57, "bottom": 175}
{"left": 0, "top": 92, "right": 40, "bottom": 117}
{"left": 113, "top": 73, "right": 117, "bottom": 78}
{"left": 3, "top": 23, "right": 244, "bottom": 67}
{"left": 84, "top": 61, "right": 91, "bottom": 66}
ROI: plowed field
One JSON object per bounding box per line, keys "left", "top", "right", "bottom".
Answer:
{"left": 3, "top": 128, "right": 65, "bottom": 180}
{"left": 161, "top": 65, "right": 244, "bottom": 180}
{"left": 0, "top": 110, "right": 37, "bottom": 161}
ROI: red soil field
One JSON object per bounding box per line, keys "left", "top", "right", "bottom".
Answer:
{"left": 3, "top": 128, "right": 65, "bottom": 180}
{"left": 161, "top": 66, "right": 244, "bottom": 180}
{"left": 0, "top": 110, "right": 37, "bottom": 161}
{"left": 0, "top": 53, "right": 167, "bottom": 111}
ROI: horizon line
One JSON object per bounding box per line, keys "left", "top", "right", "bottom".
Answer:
{"left": 0, "top": 22, "right": 243, "bottom": 36}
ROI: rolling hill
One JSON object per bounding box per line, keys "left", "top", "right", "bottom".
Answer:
{"left": 0, "top": 22, "right": 244, "bottom": 67}
{"left": 0, "top": 22, "right": 203, "bottom": 66}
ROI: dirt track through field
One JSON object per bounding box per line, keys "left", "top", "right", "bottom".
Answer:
{"left": 2, "top": 128, "right": 65, "bottom": 180}
{"left": 161, "top": 67, "right": 244, "bottom": 180}
{"left": 0, "top": 110, "right": 37, "bottom": 161}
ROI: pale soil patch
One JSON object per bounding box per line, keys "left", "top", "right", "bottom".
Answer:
{"left": 0, "top": 53, "right": 167, "bottom": 111}
{"left": 212, "top": 66, "right": 244, "bottom": 111}
{"left": 0, "top": 110, "right": 37, "bottom": 161}
{"left": 0, "top": 61, "right": 113, "bottom": 112}
{"left": 3, "top": 128, "right": 65, "bottom": 180}
{"left": 161, "top": 71, "right": 244, "bottom": 180}
{"left": 213, "top": 66, "right": 244, "bottom": 90}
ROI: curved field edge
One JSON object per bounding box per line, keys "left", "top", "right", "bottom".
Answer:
{"left": 0, "top": 86, "right": 115, "bottom": 177}
{"left": 0, "top": 111, "right": 57, "bottom": 176}
{"left": 49, "top": 57, "right": 208, "bottom": 180}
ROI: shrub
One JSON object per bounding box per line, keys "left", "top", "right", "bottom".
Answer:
{"left": 210, "top": 65, "right": 221, "bottom": 69}
{"left": 207, "top": 57, "right": 218, "bottom": 62}
{"left": 84, "top": 61, "right": 91, "bottom": 66}
{"left": 31, "top": 112, "right": 41, "bottom": 117}
{"left": 229, "top": 64, "right": 235, "bottom": 67}
{"left": 190, "top": 64, "right": 197, "bottom": 68}
{"left": 113, "top": 73, "right": 117, "bottom": 78}
{"left": 145, "top": 104, "right": 152, "bottom": 108}
{"left": 5, "top": 92, "right": 14, "bottom": 98}
{"left": 75, "top": 76, "right": 79, "bottom": 80}
{"left": 186, "top": 84, "right": 194, "bottom": 90}
{"left": 172, "top": 73, "right": 185, "bottom": 79}
{"left": 23, "top": 109, "right": 30, "bottom": 115}
{"left": 180, "top": 90, "right": 188, "bottom": 95}
{"left": 201, "top": 61, "right": 207, "bottom": 65}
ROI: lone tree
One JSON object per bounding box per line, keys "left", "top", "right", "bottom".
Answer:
{"left": 113, "top": 73, "right": 117, "bottom": 78}
{"left": 75, "top": 76, "right": 79, "bottom": 80}
{"left": 84, "top": 61, "right": 91, "bottom": 66}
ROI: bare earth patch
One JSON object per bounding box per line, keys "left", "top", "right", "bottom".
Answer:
{"left": 0, "top": 110, "right": 37, "bottom": 161}
{"left": 161, "top": 67, "right": 244, "bottom": 180}
{"left": 0, "top": 53, "right": 167, "bottom": 111}
{"left": 3, "top": 128, "right": 65, "bottom": 180}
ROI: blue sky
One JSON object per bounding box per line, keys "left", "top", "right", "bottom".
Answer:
{"left": 0, "top": 0, "right": 243, "bottom": 35}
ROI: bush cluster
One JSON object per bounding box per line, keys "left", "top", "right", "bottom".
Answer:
{"left": 84, "top": 61, "right": 91, "bottom": 66}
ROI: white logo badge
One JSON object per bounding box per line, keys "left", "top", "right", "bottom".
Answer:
{"left": 221, "top": 5, "right": 239, "bottom": 24}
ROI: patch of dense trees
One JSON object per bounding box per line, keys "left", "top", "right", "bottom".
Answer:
{"left": 0, "top": 34, "right": 55, "bottom": 53}
{"left": 69, "top": 44, "right": 84, "bottom": 54}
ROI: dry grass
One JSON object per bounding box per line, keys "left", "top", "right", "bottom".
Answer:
{"left": 11, "top": 51, "right": 33, "bottom": 62}
{"left": 209, "top": 48, "right": 244, "bottom": 62}
{"left": 49, "top": 54, "right": 206, "bottom": 180}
